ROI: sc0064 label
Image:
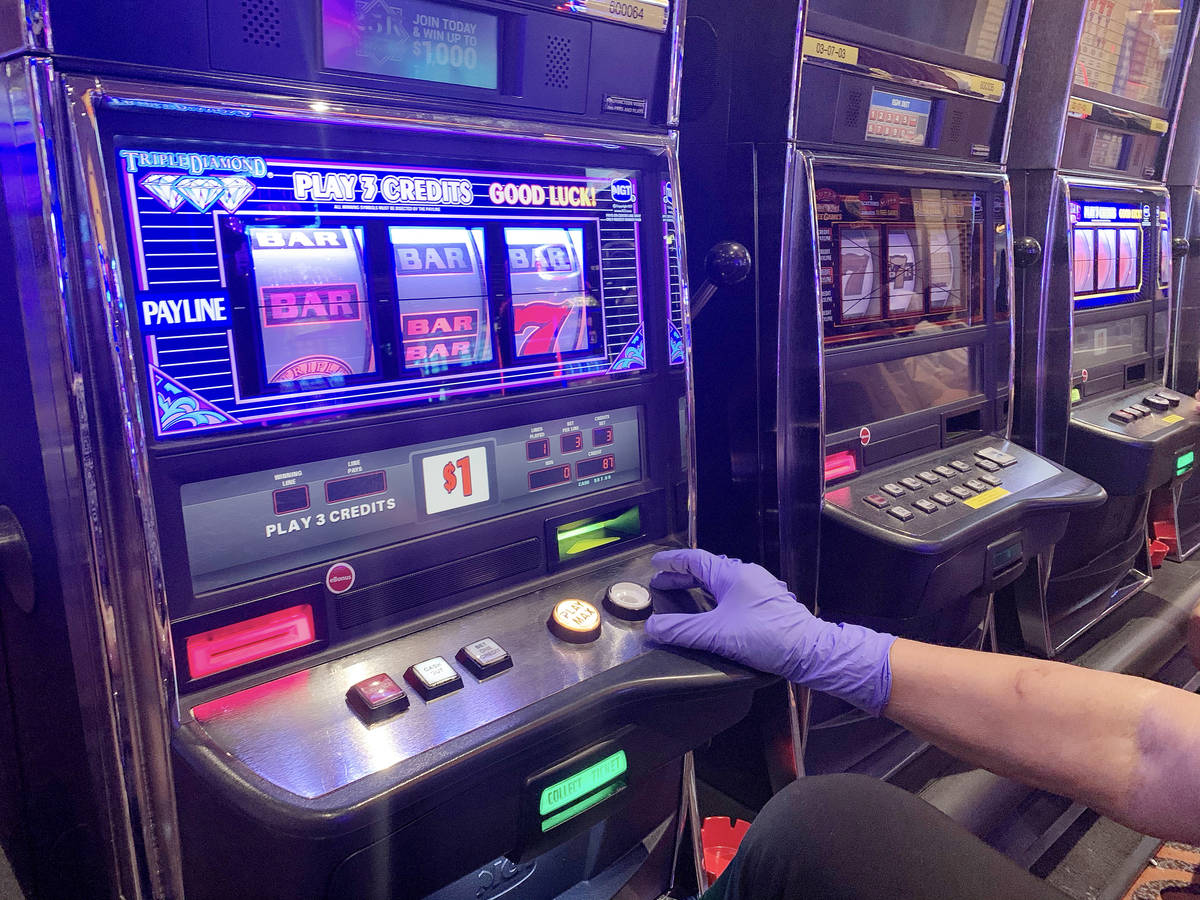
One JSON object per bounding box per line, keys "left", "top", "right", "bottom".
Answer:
{"left": 569, "top": 0, "right": 667, "bottom": 32}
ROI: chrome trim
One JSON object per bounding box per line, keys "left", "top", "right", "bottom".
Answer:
{"left": 682, "top": 751, "right": 707, "bottom": 894}
{"left": 998, "top": 0, "right": 1034, "bottom": 166}
{"left": 665, "top": 130, "right": 700, "bottom": 547}
{"left": 666, "top": 0, "right": 686, "bottom": 127}
{"left": 0, "top": 0, "right": 49, "bottom": 58}
{"left": 786, "top": 1, "right": 807, "bottom": 145}
{"left": 1001, "top": 175, "right": 1017, "bottom": 436}
{"left": 800, "top": 44, "right": 1008, "bottom": 106}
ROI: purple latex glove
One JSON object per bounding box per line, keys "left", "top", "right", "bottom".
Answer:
{"left": 646, "top": 549, "right": 897, "bottom": 716}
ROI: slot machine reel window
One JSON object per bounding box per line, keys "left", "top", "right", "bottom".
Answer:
{"left": 504, "top": 226, "right": 605, "bottom": 361}
{"left": 390, "top": 225, "right": 496, "bottom": 372}
{"left": 1070, "top": 200, "right": 1145, "bottom": 308}
{"left": 1073, "top": 0, "right": 1191, "bottom": 109}
{"left": 819, "top": 184, "right": 985, "bottom": 345}
{"left": 1073, "top": 317, "right": 1147, "bottom": 374}
{"left": 239, "top": 224, "right": 381, "bottom": 388}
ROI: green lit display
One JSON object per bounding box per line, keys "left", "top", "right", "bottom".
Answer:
{"left": 1177, "top": 449, "right": 1195, "bottom": 476}
{"left": 555, "top": 507, "right": 641, "bottom": 560}
{"left": 539, "top": 750, "right": 628, "bottom": 817}
{"left": 540, "top": 783, "right": 624, "bottom": 832}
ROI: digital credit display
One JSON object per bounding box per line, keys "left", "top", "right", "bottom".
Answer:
{"left": 865, "top": 89, "right": 932, "bottom": 147}
{"left": 179, "top": 407, "right": 642, "bottom": 595}
{"left": 322, "top": 0, "right": 500, "bottom": 90}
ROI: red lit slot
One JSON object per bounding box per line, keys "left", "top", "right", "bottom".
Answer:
{"left": 186, "top": 604, "right": 316, "bottom": 680}
{"left": 824, "top": 450, "right": 858, "bottom": 482}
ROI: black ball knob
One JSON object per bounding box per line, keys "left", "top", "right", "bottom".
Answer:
{"left": 1013, "top": 236, "right": 1042, "bottom": 269}
{"left": 1173, "top": 236, "right": 1190, "bottom": 258}
{"left": 704, "top": 241, "right": 752, "bottom": 287}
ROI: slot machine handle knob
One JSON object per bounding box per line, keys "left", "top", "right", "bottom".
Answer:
{"left": 0, "top": 507, "right": 34, "bottom": 614}
{"left": 1173, "top": 237, "right": 1190, "bottom": 259}
{"left": 1013, "top": 236, "right": 1042, "bottom": 269}
{"left": 690, "top": 241, "right": 752, "bottom": 320}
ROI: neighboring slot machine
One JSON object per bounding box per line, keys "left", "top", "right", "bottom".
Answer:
{"left": 1006, "top": 0, "right": 1200, "bottom": 657}
{"left": 0, "top": 2, "right": 763, "bottom": 899}
{"left": 1157, "top": 58, "right": 1200, "bottom": 560}
{"left": 682, "top": 0, "right": 1104, "bottom": 782}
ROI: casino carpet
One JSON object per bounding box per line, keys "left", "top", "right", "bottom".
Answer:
{"left": 1118, "top": 843, "right": 1200, "bottom": 899}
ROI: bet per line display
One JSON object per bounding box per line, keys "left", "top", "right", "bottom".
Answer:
{"left": 179, "top": 407, "right": 643, "bottom": 595}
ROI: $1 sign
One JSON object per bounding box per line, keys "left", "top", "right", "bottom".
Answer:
{"left": 442, "top": 456, "right": 474, "bottom": 497}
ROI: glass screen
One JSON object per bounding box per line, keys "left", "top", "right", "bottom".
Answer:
{"left": 817, "top": 184, "right": 984, "bottom": 344}
{"left": 118, "top": 144, "right": 650, "bottom": 441}
{"left": 1070, "top": 199, "right": 1147, "bottom": 307}
{"left": 1072, "top": 316, "right": 1147, "bottom": 372}
{"left": 1090, "top": 129, "right": 1127, "bottom": 169}
{"left": 809, "top": 0, "right": 1017, "bottom": 63}
{"left": 1073, "top": 0, "right": 1187, "bottom": 108}
{"left": 865, "top": 90, "right": 932, "bottom": 147}
{"left": 322, "top": 0, "right": 500, "bottom": 89}
{"left": 825, "top": 347, "right": 979, "bottom": 433}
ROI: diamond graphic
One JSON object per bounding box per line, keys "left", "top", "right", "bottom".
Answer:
{"left": 140, "top": 173, "right": 185, "bottom": 210}
{"left": 217, "top": 176, "right": 256, "bottom": 212}
{"left": 174, "top": 175, "right": 226, "bottom": 213}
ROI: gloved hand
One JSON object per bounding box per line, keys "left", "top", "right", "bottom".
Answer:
{"left": 646, "top": 549, "right": 898, "bottom": 716}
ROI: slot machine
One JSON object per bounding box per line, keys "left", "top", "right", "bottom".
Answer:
{"left": 1006, "top": 0, "right": 1200, "bottom": 657}
{"left": 1157, "top": 57, "right": 1200, "bottom": 560}
{"left": 681, "top": 0, "right": 1104, "bottom": 783}
{"left": 0, "top": 2, "right": 762, "bottom": 898}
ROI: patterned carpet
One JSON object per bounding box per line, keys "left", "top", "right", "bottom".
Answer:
{"left": 1119, "top": 842, "right": 1200, "bottom": 899}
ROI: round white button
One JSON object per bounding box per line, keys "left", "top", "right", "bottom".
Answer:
{"left": 605, "top": 582, "right": 652, "bottom": 620}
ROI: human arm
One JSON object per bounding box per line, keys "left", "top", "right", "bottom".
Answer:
{"left": 646, "top": 549, "right": 1200, "bottom": 844}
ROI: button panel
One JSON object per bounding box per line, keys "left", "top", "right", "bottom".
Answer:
{"left": 948, "top": 485, "right": 975, "bottom": 499}
{"left": 888, "top": 506, "right": 914, "bottom": 521}
{"left": 912, "top": 499, "right": 938, "bottom": 514}
{"left": 933, "top": 465, "right": 957, "bottom": 479}
{"left": 900, "top": 477, "right": 924, "bottom": 491}
{"left": 917, "top": 471, "right": 941, "bottom": 484}
{"left": 949, "top": 460, "right": 973, "bottom": 472}
{"left": 979, "top": 473, "right": 1002, "bottom": 487}
{"left": 881, "top": 483, "right": 906, "bottom": 497}
{"left": 931, "top": 491, "right": 956, "bottom": 506}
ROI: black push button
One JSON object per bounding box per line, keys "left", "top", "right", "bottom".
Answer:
{"left": 1144, "top": 396, "right": 1170, "bottom": 412}
{"left": 457, "top": 638, "right": 513, "bottom": 679}
{"left": 900, "top": 477, "right": 924, "bottom": 491}
{"left": 949, "top": 460, "right": 973, "bottom": 472}
{"left": 1109, "top": 410, "right": 1136, "bottom": 424}
{"left": 1130, "top": 404, "right": 1151, "bottom": 416}
{"left": 948, "top": 486, "right": 975, "bottom": 499}
{"left": 881, "top": 483, "right": 906, "bottom": 497}
{"left": 917, "top": 471, "right": 940, "bottom": 484}
{"left": 888, "top": 506, "right": 915, "bottom": 522}
{"left": 976, "top": 459, "right": 1000, "bottom": 472}
{"left": 1121, "top": 407, "right": 1145, "bottom": 419}
{"left": 864, "top": 493, "right": 891, "bottom": 509}
{"left": 347, "top": 673, "right": 409, "bottom": 723}
{"left": 912, "top": 499, "right": 938, "bottom": 514}
{"left": 975, "top": 447, "right": 1018, "bottom": 467}
{"left": 1156, "top": 391, "right": 1181, "bottom": 407}
{"left": 966, "top": 479, "right": 990, "bottom": 492}
{"left": 933, "top": 465, "right": 957, "bottom": 479}
{"left": 404, "top": 657, "right": 464, "bottom": 700}
{"left": 979, "top": 474, "right": 1002, "bottom": 487}
{"left": 931, "top": 492, "right": 956, "bottom": 506}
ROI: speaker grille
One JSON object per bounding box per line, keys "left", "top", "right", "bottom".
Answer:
{"left": 336, "top": 538, "right": 543, "bottom": 629}
{"left": 945, "top": 110, "right": 967, "bottom": 147}
{"left": 241, "top": 0, "right": 281, "bottom": 48}
{"left": 841, "top": 89, "right": 865, "bottom": 126}
{"left": 545, "top": 34, "right": 573, "bottom": 89}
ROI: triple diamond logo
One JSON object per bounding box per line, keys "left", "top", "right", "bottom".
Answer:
{"left": 354, "top": 0, "right": 410, "bottom": 63}
{"left": 139, "top": 173, "right": 257, "bottom": 213}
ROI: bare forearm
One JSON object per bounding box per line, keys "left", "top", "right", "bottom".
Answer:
{"left": 883, "top": 638, "right": 1200, "bottom": 842}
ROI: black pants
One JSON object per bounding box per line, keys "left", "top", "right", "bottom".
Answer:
{"left": 702, "top": 774, "right": 1067, "bottom": 900}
